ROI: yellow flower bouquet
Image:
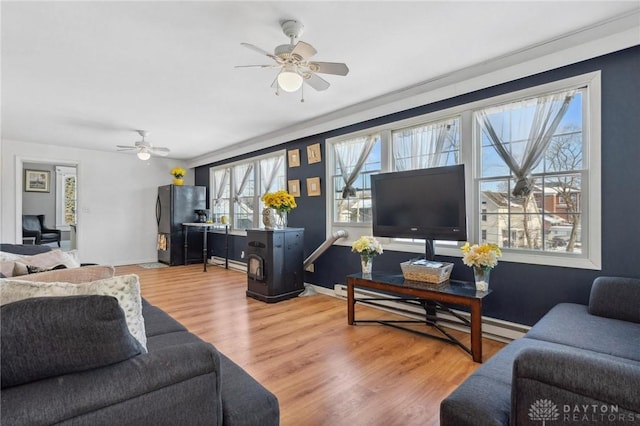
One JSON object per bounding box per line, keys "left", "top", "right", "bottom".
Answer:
{"left": 461, "top": 242, "right": 502, "bottom": 291}
{"left": 261, "top": 190, "right": 297, "bottom": 213}
{"left": 170, "top": 167, "right": 186, "bottom": 179}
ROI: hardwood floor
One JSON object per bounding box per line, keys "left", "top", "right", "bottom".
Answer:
{"left": 116, "top": 263, "right": 506, "bottom": 426}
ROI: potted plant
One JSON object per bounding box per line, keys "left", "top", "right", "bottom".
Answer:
{"left": 170, "top": 167, "right": 186, "bottom": 186}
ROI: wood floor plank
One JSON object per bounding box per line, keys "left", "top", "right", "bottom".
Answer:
{"left": 116, "top": 264, "right": 505, "bottom": 426}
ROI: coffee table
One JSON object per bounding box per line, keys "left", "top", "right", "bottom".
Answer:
{"left": 346, "top": 271, "right": 492, "bottom": 363}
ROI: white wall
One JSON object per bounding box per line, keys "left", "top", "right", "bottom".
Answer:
{"left": 1, "top": 139, "right": 192, "bottom": 265}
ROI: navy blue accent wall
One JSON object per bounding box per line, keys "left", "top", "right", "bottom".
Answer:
{"left": 196, "top": 46, "right": 640, "bottom": 326}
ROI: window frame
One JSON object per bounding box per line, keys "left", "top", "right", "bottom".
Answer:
{"left": 326, "top": 72, "right": 601, "bottom": 270}
{"left": 209, "top": 150, "right": 286, "bottom": 235}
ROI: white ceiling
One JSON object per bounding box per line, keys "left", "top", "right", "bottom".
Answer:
{"left": 2, "top": 1, "right": 639, "bottom": 164}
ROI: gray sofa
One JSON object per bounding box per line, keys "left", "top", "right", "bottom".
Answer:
{"left": 0, "top": 263, "right": 279, "bottom": 425}
{"left": 440, "top": 276, "right": 640, "bottom": 426}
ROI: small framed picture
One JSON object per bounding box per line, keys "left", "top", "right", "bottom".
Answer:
{"left": 306, "top": 143, "right": 322, "bottom": 164}
{"left": 306, "top": 177, "right": 321, "bottom": 196}
{"left": 288, "top": 179, "right": 301, "bottom": 197}
{"left": 288, "top": 149, "right": 301, "bottom": 168}
{"left": 24, "top": 169, "right": 50, "bottom": 193}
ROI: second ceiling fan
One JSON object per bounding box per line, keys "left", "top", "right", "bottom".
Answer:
{"left": 237, "top": 20, "right": 349, "bottom": 96}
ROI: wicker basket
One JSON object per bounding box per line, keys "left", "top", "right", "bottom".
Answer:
{"left": 400, "top": 261, "right": 453, "bottom": 284}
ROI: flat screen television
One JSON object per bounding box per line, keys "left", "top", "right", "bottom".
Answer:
{"left": 371, "top": 164, "right": 467, "bottom": 260}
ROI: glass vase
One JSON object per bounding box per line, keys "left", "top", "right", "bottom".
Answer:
{"left": 473, "top": 266, "right": 491, "bottom": 291}
{"left": 361, "top": 255, "right": 373, "bottom": 275}
{"left": 274, "top": 210, "right": 287, "bottom": 229}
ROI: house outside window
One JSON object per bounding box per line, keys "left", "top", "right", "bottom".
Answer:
{"left": 476, "top": 88, "right": 585, "bottom": 254}
{"left": 331, "top": 134, "right": 381, "bottom": 224}
{"left": 210, "top": 151, "right": 285, "bottom": 232}
{"left": 326, "top": 72, "right": 601, "bottom": 269}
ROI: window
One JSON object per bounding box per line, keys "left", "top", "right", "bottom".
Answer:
{"left": 392, "top": 118, "right": 460, "bottom": 171}
{"left": 210, "top": 151, "right": 285, "bottom": 232}
{"left": 476, "top": 88, "right": 584, "bottom": 254}
{"left": 331, "top": 135, "right": 381, "bottom": 223}
{"left": 327, "top": 72, "right": 601, "bottom": 269}
{"left": 55, "top": 166, "right": 76, "bottom": 230}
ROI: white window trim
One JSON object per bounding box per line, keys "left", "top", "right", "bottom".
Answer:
{"left": 210, "top": 149, "right": 286, "bottom": 236}
{"left": 326, "top": 71, "right": 601, "bottom": 270}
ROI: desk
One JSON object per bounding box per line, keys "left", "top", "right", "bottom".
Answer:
{"left": 346, "top": 272, "right": 492, "bottom": 363}
{"left": 182, "top": 223, "right": 229, "bottom": 272}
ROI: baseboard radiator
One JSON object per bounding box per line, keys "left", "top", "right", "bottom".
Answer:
{"left": 205, "top": 258, "right": 529, "bottom": 342}
{"left": 333, "top": 284, "right": 529, "bottom": 343}
{"left": 210, "top": 256, "right": 247, "bottom": 272}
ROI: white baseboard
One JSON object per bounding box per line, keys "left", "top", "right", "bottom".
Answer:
{"left": 206, "top": 263, "right": 528, "bottom": 342}
{"left": 210, "top": 256, "right": 246, "bottom": 272}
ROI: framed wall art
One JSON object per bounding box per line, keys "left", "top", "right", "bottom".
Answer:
{"left": 24, "top": 169, "right": 50, "bottom": 193}
{"left": 306, "top": 177, "right": 321, "bottom": 196}
{"left": 288, "top": 149, "right": 301, "bottom": 167}
{"left": 288, "top": 179, "right": 301, "bottom": 197}
{"left": 306, "top": 143, "right": 322, "bottom": 164}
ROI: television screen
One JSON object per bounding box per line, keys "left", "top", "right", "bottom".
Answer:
{"left": 371, "top": 164, "right": 467, "bottom": 242}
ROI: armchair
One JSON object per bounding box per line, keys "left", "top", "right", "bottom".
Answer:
{"left": 22, "top": 215, "right": 61, "bottom": 247}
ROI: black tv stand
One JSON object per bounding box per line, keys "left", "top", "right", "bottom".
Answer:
{"left": 425, "top": 239, "right": 435, "bottom": 261}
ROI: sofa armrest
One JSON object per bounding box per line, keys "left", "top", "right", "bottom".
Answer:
{"left": 41, "top": 226, "right": 61, "bottom": 235}
{"left": 1, "top": 342, "right": 223, "bottom": 426}
{"left": 589, "top": 276, "right": 640, "bottom": 323}
{"left": 511, "top": 346, "right": 640, "bottom": 426}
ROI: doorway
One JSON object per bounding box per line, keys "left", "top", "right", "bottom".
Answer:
{"left": 19, "top": 160, "right": 77, "bottom": 251}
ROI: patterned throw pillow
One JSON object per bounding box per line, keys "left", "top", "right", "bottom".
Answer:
{"left": 0, "top": 274, "right": 147, "bottom": 351}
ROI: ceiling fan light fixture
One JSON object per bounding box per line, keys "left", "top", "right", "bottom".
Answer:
{"left": 137, "top": 151, "right": 151, "bottom": 161}
{"left": 277, "top": 69, "right": 303, "bottom": 92}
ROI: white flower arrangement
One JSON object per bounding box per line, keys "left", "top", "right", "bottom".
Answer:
{"left": 461, "top": 242, "right": 502, "bottom": 270}
{"left": 351, "top": 236, "right": 383, "bottom": 259}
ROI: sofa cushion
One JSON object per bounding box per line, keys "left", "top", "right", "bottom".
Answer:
{"left": 0, "top": 274, "right": 147, "bottom": 351}
{"left": 142, "top": 303, "right": 188, "bottom": 337}
{"left": 17, "top": 265, "right": 115, "bottom": 283}
{"left": 1, "top": 295, "right": 143, "bottom": 388}
{"left": 0, "top": 249, "right": 79, "bottom": 277}
{"left": 524, "top": 303, "right": 640, "bottom": 361}
{"left": 218, "top": 352, "right": 280, "bottom": 426}
{"left": 511, "top": 346, "right": 640, "bottom": 425}
{"left": 589, "top": 276, "right": 640, "bottom": 323}
{"left": 23, "top": 249, "right": 81, "bottom": 269}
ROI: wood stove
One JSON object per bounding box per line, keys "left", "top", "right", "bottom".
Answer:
{"left": 246, "top": 228, "right": 304, "bottom": 303}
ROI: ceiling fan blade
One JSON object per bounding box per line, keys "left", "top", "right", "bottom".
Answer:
{"left": 304, "top": 73, "right": 330, "bottom": 91}
{"left": 241, "top": 42, "right": 278, "bottom": 60}
{"left": 235, "top": 64, "right": 281, "bottom": 69}
{"left": 309, "top": 61, "right": 349, "bottom": 76}
{"left": 291, "top": 41, "right": 317, "bottom": 60}
{"left": 151, "top": 147, "right": 170, "bottom": 156}
{"left": 116, "top": 145, "right": 136, "bottom": 150}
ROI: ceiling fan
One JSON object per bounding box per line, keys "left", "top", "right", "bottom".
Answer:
{"left": 116, "top": 130, "right": 170, "bottom": 161}
{"left": 237, "top": 20, "right": 349, "bottom": 99}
